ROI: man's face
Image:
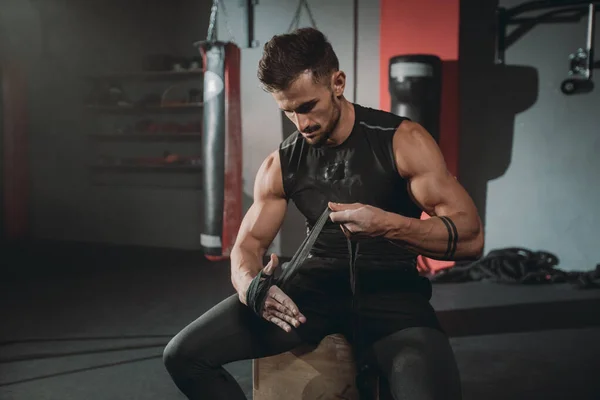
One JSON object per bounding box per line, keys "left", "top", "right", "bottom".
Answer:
{"left": 273, "top": 71, "right": 342, "bottom": 147}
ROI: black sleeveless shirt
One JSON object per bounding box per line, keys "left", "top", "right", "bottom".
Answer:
{"left": 279, "top": 103, "right": 423, "bottom": 268}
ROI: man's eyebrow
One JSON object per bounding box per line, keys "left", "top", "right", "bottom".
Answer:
{"left": 280, "top": 99, "right": 318, "bottom": 112}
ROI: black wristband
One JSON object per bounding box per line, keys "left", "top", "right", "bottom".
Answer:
{"left": 245, "top": 270, "right": 276, "bottom": 317}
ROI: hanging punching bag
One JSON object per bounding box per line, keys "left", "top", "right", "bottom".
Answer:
{"left": 389, "top": 55, "right": 442, "bottom": 143}
{"left": 198, "top": 41, "right": 242, "bottom": 261}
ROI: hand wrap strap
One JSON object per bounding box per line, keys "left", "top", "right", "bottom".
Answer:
{"left": 245, "top": 269, "right": 276, "bottom": 316}
{"left": 277, "top": 207, "right": 332, "bottom": 291}
{"left": 245, "top": 207, "right": 333, "bottom": 317}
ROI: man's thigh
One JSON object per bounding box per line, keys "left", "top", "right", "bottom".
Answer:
{"left": 371, "top": 327, "right": 462, "bottom": 400}
{"left": 166, "top": 294, "right": 305, "bottom": 366}
{"left": 357, "top": 291, "right": 442, "bottom": 347}
{"left": 284, "top": 272, "right": 351, "bottom": 345}
{"left": 167, "top": 285, "right": 344, "bottom": 367}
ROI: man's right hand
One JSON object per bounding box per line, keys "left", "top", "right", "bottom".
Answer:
{"left": 241, "top": 254, "right": 307, "bottom": 332}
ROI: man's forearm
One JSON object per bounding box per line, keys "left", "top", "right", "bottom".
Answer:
{"left": 382, "top": 211, "right": 483, "bottom": 261}
{"left": 230, "top": 245, "right": 264, "bottom": 302}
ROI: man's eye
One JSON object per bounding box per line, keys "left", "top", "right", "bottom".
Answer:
{"left": 297, "top": 103, "right": 315, "bottom": 114}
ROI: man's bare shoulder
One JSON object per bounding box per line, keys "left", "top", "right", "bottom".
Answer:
{"left": 392, "top": 120, "right": 445, "bottom": 178}
{"left": 393, "top": 120, "right": 431, "bottom": 148}
{"left": 255, "top": 150, "right": 286, "bottom": 199}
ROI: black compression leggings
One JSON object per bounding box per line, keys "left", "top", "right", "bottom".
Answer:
{"left": 163, "top": 294, "right": 462, "bottom": 400}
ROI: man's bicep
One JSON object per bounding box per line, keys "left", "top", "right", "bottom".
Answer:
{"left": 408, "top": 171, "right": 475, "bottom": 217}
{"left": 394, "top": 121, "right": 476, "bottom": 217}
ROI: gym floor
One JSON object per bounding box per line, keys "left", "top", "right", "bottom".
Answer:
{"left": 1, "top": 241, "right": 599, "bottom": 400}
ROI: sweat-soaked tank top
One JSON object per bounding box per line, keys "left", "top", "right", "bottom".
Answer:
{"left": 278, "top": 103, "right": 423, "bottom": 269}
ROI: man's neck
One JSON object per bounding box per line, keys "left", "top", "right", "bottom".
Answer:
{"left": 325, "top": 99, "right": 355, "bottom": 147}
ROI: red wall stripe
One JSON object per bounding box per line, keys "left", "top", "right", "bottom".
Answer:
{"left": 379, "top": 0, "right": 459, "bottom": 112}
{"left": 379, "top": 0, "right": 460, "bottom": 273}
{"left": 439, "top": 61, "right": 459, "bottom": 177}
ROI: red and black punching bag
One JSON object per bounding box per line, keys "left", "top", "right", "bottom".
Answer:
{"left": 197, "top": 41, "right": 242, "bottom": 261}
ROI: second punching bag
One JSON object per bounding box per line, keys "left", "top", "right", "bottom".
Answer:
{"left": 389, "top": 55, "right": 442, "bottom": 143}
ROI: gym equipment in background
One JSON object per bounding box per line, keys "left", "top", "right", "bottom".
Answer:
{"left": 562, "top": 3, "right": 596, "bottom": 94}
{"left": 196, "top": 40, "right": 242, "bottom": 261}
{"left": 495, "top": 0, "right": 599, "bottom": 95}
{"left": 388, "top": 55, "right": 442, "bottom": 143}
{"left": 194, "top": 0, "right": 242, "bottom": 261}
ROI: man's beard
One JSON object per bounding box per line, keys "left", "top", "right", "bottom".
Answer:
{"left": 308, "top": 101, "right": 342, "bottom": 148}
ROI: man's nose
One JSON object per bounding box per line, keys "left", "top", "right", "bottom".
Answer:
{"left": 296, "top": 114, "right": 310, "bottom": 132}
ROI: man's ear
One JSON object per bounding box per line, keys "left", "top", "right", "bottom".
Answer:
{"left": 330, "top": 71, "right": 346, "bottom": 97}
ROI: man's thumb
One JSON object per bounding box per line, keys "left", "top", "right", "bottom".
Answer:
{"left": 263, "top": 253, "right": 279, "bottom": 274}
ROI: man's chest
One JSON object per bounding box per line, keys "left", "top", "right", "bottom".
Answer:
{"left": 290, "top": 149, "right": 397, "bottom": 220}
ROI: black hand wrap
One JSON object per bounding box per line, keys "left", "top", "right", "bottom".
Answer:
{"left": 245, "top": 207, "right": 333, "bottom": 317}
{"left": 245, "top": 269, "right": 276, "bottom": 316}
{"left": 277, "top": 207, "right": 332, "bottom": 291}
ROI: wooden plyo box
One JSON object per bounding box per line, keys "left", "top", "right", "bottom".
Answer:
{"left": 252, "top": 334, "right": 365, "bottom": 400}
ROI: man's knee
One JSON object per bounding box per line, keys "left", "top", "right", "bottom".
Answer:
{"left": 386, "top": 345, "right": 435, "bottom": 391}
{"left": 163, "top": 333, "right": 211, "bottom": 379}
{"left": 386, "top": 346, "right": 461, "bottom": 400}
{"left": 163, "top": 336, "right": 188, "bottom": 377}
{"left": 375, "top": 328, "right": 462, "bottom": 399}
{"left": 388, "top": 345, "right": 427, "bottom": 376}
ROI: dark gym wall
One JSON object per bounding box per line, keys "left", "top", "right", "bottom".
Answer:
{"left": 0, "top": 0, "right": 211, "bottom": 249}
{"left": 459, "top": 0, "right": 600, "bottom": 271}
{"left": 0, "top": 27, "right": 5, "bottom": 241}
{"left": 1, "top": 0, "right": 380, "bottom": 253}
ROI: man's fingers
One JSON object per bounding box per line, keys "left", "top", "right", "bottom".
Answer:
{"left": 264, "top": 300, "right": 303, "bottom": 327}
{"left": 268, "top": 286, "right": 307, "bottom": 323}
{"left": 262, "top": 312, "right": 293, "bottom": 332}
{"left": 340, "top": 224, "right": 353, "bottom": 237}
{"left": 327, "top": 202, "right": 343, "bottom": 211}
{"left": 269, "top": 287, "right": 299, "bottom": 315}
{"left": 328, "top": 202, "right": 361, "bottom": 211}
{"left": 270, "top": 310, "right": 302, "bottom": 328}
{"left": 341, "top": 224, "right": 369, "bottom": 240}
{"left": 329, "top": 209, "right": 355, "bottom": 224}
{"left": 264, "top": 298, "right": 293, "bottom": 316}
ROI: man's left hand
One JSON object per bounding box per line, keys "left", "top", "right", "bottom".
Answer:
{"left": 328, "top": 202, "right": 390, "bottom": 239}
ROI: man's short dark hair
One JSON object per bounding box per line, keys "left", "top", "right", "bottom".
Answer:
{"left": 257, "top": 27, "right": 340, "bottom": 92}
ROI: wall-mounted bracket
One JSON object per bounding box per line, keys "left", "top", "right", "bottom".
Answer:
{"left": 495, "top": 0, "right": 600, "bottom": 95}
{"left": 242, "top": 0, "right": 260, "bottom": 48}
{"left": 496, "top": 0, "right": 599, "bottom": 63}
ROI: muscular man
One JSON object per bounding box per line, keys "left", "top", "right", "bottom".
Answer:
{"left": 163, "top": 28, "right": 483, "bottom": 400}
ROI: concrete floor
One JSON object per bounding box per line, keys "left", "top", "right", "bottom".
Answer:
{"left": 1, "top": 241, "right": 599, "bottom": 400}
